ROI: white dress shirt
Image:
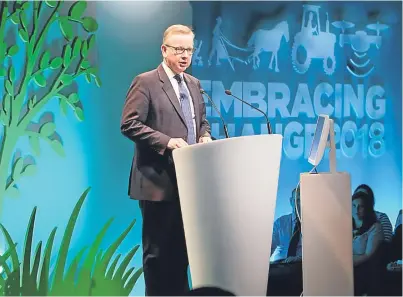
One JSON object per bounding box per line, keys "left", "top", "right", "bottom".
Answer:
{"left": 161, "top": 62, "right": 197, "bottom": 139}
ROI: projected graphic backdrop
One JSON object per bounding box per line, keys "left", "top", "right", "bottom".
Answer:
{"left": 191, "top": 1, "right": 402, "bottom": 223}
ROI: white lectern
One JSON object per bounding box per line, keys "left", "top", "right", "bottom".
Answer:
{"left": 300, "top": 115, "right": 354, "bottom": 296}
{"left": 172, "top": 135, "right": 283, "bottom": 296}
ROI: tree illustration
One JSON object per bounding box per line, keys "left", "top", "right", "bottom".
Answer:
{"left": 0, "top": 0, "right": 101, "bottom": 216}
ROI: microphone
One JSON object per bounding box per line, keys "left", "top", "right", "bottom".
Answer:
{"left": 224, "top": 89, "right": 272, "bottom": 134}
{"left": 200, "top": 89, "right": 230, "bottom": 139}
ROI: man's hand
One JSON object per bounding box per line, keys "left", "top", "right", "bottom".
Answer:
{"left": 167, "top": 138, "right": 188, "bottom": 150}
{"left": 199, "top": 136, "right": 212, "bottom": 144}
{"left": 282, "top": 256, "right": 302, "bottom": 264}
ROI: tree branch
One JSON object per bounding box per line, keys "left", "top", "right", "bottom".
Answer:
{"left": 12, "top": 2, "right": 60, "bottom": 122}
{"left": 18, "top": 65, "right": 85, "bottom": 129}
{"left": 33, "top": 3, "right": 60, "bottom": 57}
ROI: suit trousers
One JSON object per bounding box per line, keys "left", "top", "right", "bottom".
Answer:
{"left": 139, "top": 199, "right": 189, "bottom": 296}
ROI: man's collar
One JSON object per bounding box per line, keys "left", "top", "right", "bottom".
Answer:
{"left": 161, "top": 61, "right": 183, "bottom": 80}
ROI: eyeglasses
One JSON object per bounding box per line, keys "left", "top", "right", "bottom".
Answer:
{"left": 164, "top": 44, "right": 195, "bottom": 55}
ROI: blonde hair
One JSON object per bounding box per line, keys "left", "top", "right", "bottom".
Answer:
{"left": 163, "top": 24, "right": 194, "bottom": 44}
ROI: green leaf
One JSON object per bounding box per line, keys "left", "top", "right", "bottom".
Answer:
{"left": 21, "top": 207, "right": 37, "bottom": 296}
{"left": 22, "top": 1, "right": 30, "bottom": 10}
{"left": 51, "top": 140, "right": 65, "bottom": 157}
{"left": 29, "top": 136, "right": 40, "bottom": 156}
{"left": 22, "top": 164, "right": 37, "bottom": 177}
{"left": 3, "top": 94, "right": 11, "bottom": 113}
{"left": 39, "top": 122, "right": 56, "bottom": 137}
{"left": 75, "top": 219, "right": 113, "bottom": 295}
{"left": 69, "top": 1, "right": 87, "bottom": 21}
{"left": 50, "top": 57, "right": 63, "bottom": 69}
{"left": 85, "top": 73, "right": 91, "bottom": 83}
{"left": 81, "top": 40, "right": 88, "bottom": 58}
{"left": 0, "top": 110, "right": 8, "bottom": 126}
{"left": 19, "top": 29, "right": 28, "bottom": 42}
{"left": 40, "top": 51, "right": 50, "bottom": 70}
{"left": 87, "top": 35, "right": 96, "bottom": 50}
{"left": 82, "top": 16, "right": 98, "bottom": 32}
{"left": 20, "top": 10, "right": 28, "bottom": 30}
{"left": 59, "top": 17, "right": 73, "bottom": 41}
{"left": 80, "top": 60, "right": 91, "bottom": 70}
{"left": 59, "top": 98, "right": 69, "bottom": 116}
{"left": 63, "top": 44, "right": 72, "bottom": 67}
{"left": 38, "top": 228, "right": 57, "bottom": 295}
{"left": 72, "top": 38, "right": 82, "bottom": 58}
{"left": 61, "top": 74, "right": 73, "bottom": 85}
{"left": 9, "top": 66, "right": 15, "bottom": 82}
{"left": 7, "top": 185, "right": 20, "bottom": 198}
{"left": 7, "top": 45, "right": 19, "bottom": 56}
{"left": 10, "top": 12, "right": 20, "bottom": 24}
{"left": 45, "top": 0, "right": 57, "bottom": 8}
{"left": 0, "top": 67, "right": 6, "bottom": 76}
{"left": 49, "top": 188, "right": 91, "bottom": 295}
{"left": 68, "top": 93, "right": 79, "bottom": 104}
{"left": 12, "top": 157, "right": 24, "bottom": 181}
{"left": 74, "top": 106, "right": 84, "bottom": 121}
{"left": 33, "top": 73, "right": 46, "bottom": 87}
{"left": 5, "top": 80, "right": 13, "bottom": 95}
{"left": 95, "top": 75, "right": 102, "bottom": 87}
{"left": 87, "top": 67, "right": 97, "bottom": 77}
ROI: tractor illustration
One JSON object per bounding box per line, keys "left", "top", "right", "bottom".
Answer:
{"left": 291, "top": 5, "right": 337, "bottom": 75}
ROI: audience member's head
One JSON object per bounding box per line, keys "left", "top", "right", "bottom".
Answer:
{"left": 290, "top": 186, "right": 301, "bottom": 216}
{"left": 186, "top": 286, "right": 236, "bottom": 296}
{"left": 352, "top": 191, "right": 377, "bottom": 235}
{"left": 354, "top": 184, "right": 375, "bottom": 207}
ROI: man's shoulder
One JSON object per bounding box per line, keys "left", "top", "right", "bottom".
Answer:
{"left": 184, "top": 72, "right": 200, "bottom": 85}
{"left": 135, "top": 67, "right": 159, "bottom": 82}
{"left": 274, "top": 213, "right": 292, "bottom": 224}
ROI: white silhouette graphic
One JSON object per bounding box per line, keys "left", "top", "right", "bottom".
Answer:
{"left": 291, "top": 5, "right": 337, "bottom": 75}
{"left": 197, "top": 4, "right": 388, "bottom": 78}
{"left": 192, "top": 39, "right": 204, "bottom": 66}
{"left": 208, "top": 17, "right": 236, "bottom": 70}
{"left": 333, "top": 20, "right": 388, "bottom": 77}
{"left": 246, "top": 21, "right": 290, "bottom": 71}
{"left": 207, "top": 16, "right": 252, "bottom": 71}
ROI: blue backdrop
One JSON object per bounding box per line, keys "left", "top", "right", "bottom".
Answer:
{"left": 191, "top": 1, "right": 402, "bottom": 225}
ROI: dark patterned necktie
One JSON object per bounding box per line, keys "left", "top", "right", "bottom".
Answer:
{"left": 287, "top": 218, "right": 301, "bottom": 257}
{"left": 174, "top": 74, "right": 196, "bottom": 145}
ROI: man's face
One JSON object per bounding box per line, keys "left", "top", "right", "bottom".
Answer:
{"left": 161, "top": 33, "right": 194, "bottom": 74}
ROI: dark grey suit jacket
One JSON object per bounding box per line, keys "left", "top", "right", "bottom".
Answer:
{"left": 121, "top": 64, "right": 211, "bottom": 201}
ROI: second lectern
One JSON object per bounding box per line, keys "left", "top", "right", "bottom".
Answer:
{"left": 172, "top": 135, "right": 283, "bottom": 296}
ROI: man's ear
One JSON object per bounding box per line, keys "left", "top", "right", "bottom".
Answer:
{"left": 161, "top": 44, "right": 167, "bottom": 57}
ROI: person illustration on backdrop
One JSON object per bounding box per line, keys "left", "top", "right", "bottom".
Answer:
{"left": 208, "top": 17, "right": 226, "bottom": 67}
{"left": 120, "top": 24, "right": 212, "bottom": 296}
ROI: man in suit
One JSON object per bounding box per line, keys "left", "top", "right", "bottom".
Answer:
{"left": 120, "top": 24, "right": 212, "bottom": 296}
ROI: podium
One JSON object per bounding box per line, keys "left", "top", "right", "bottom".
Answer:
{"left": 300, "top": 172, "right": 354, "bottom": 296}
{"left": 172, "top": 135, "right": 283, "bottom": 296}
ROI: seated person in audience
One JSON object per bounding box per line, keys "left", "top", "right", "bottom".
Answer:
{"left": 270, "top": 187, "right": 302, "bottom": 263}
{"left": 387, "top": 209, "right": 402, "bottom": 269}
{"left": 384, "top": 210, "right": 402, "bottom": 296}
{"left": 267, "top": 187, "right": 302, "bottom": 296}
{"left": 354, "top": 184, "right": 393, "bottom": 242}
{"left": 352, "top": 191, "right": 383, "bottom": 295}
